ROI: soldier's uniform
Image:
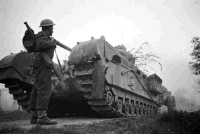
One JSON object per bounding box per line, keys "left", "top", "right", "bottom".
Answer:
{"left": 28, "top": 19, "right": 58, "bottom": 125}
{"left": 29, "top": 31, "right": 56, "bottom": 111}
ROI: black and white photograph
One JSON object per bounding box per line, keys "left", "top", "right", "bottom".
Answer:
{"left": 0, "top": 0, "right": 200, "bottom": 133}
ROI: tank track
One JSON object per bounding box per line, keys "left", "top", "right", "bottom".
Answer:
{"left": 4, "top": 79, "right": 32, "bottom": 110}
{"left": 74, "top": 61, "right": 158, "bottom": 117}
{"left": 2, "top": 61, "right": 158, "bottom": 118}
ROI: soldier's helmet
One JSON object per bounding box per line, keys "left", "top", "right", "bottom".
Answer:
{"left": 39, "top": 19, "right": 55, "bottom": 27}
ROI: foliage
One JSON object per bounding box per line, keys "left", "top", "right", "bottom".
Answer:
{"left": 129, "top": 42, "right": 162, "bottom": 75}
{"left": 158, "top": 111, "right": 200, "bottom": 133}
{"left": 189, "top": 37, "right": 200, "bottom": 75}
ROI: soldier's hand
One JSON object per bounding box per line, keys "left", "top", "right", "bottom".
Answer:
{"left": 51, "top": 37, "right": 59, "bottom": 44}
{"left": 50, "top": 36, "right": 55, "bottom": 41}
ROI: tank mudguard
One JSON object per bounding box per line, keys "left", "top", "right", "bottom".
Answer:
{"left": 92, "top": 60, "right": 107, "bottom": 99}
{"left": 68, "top": 36, "right": 106, "bottom": 66}
{"left": 0, "top": 52, "right": 34, "bottom": 83}
{"left": 68, "top": 39, "right": 100, "bottom": 65}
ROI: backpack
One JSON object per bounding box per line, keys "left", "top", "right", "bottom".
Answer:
{"left": 22, "top": 22, "right": 36, "bottom": 53}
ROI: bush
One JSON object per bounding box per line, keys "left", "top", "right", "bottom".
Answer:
{"left": 158, "top": 111, "right": 200, "bottom": 133}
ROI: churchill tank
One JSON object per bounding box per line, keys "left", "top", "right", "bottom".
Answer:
{"left": 0, "top": 36, "right": 175, "bottom": 117}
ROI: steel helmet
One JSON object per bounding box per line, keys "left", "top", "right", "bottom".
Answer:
{"left": 39, "top": 19, "right": 55, "bottom": 27}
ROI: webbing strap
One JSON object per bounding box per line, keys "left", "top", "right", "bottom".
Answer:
{"left": 55, "top": 49, "right": 63, "bottom": 75}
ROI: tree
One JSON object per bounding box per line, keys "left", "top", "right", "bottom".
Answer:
{"left": 189, "top": 37, "right": 200, "bottom": 91}
{"left": 129, "top": 42, "right": 162, "bottom": 75}
{"left": 189, "top": 37, "right": 200, "bottom": 75}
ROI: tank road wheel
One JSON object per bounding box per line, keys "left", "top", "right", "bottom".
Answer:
{"left": 130, "top": 104, "right": 135, "bottom": 115}
{"left": 139, "top": 107, "right": 143, "bottom": 115}
{"left": 146, "top": 108, "right": 148, "bottom": 115}
{"left": 106, "top": 91, "right": 114, "bottom": 106}
{"left": 150, "top": 107, "right": 153, "bottom": 115}
{"left": 153, "top": 107, "right": 156, "bottom": 114}
{"left": 143, "top": 108, "right": 146, "bottom": 115}
{"left": 117, "top": 99, "right": 123, "bottom": 113}
{"left": 136, "top": 107, "right": 139, "bottom": 115}
{"left": 125, "top": 102, "right": 129, "bottom": 115}
{"left": 147, "top": 108, "right": 150, "bottom": 115}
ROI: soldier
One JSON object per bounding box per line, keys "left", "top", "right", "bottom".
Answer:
{"left": 29, "top": 19, "right": 58, "bottom": 125}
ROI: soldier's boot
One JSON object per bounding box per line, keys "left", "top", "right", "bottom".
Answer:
{"left": 30, "top": 110, "right": 38, "bottom": 124}
{"left": 37, "top": 110, "right": 57, "bottom": 125}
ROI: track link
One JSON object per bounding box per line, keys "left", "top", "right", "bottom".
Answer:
{"left": 74, "top": 61, "right": 158, "bottom": 117}
{"left": 4, "top": 79, "right": 32, "bottom": 110}
{"left": 74, "top": 62, "right": 129, "bottom": 117}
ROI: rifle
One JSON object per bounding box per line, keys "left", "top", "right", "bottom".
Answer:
{"left": 40, "top": 52, "right": 66, "bottom": 91}
{"left": 40, "top": 52, "right": 65, "bottom": 82}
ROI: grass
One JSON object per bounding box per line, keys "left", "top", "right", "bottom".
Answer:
{"left": 0, "top": 116, "right": 156, "bottom": 134}
{"left": 0, "top": 110, "right": 31, "bottom": 122}
{"left": 0, "top": 125, "right": 78, "bottom": 134}
{"left": 1, "top": 110, "right": 200, "bottom": 134}
{"left": 157, "top": 111, "right": 200, "bottom": 134}
{"left": 0, "top": 125, "right": 22, "bottom": 134}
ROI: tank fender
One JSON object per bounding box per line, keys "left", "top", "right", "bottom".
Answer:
{"left": 0, "top": 52, "right": 34, "bottom": 83}
{"left": 92, "top": 60, "right": 108, "bottom": 99}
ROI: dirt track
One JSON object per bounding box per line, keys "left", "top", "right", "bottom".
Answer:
{"left": 0, "top": 117, "right": 111, "bottom": 129}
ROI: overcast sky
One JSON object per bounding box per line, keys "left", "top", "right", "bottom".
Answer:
{"left": 1, "top": 0, "right": 200, "bottom": 109}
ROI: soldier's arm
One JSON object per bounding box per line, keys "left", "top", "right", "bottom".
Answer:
{"left": 35, "top": 33, "right": 56, "bottom": 51}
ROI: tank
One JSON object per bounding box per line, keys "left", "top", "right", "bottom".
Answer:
{"left": 0, "top": 36, "right": 175, "bottom": 117}
{"left": 0, "top": 52, "right": 34, "bottom": 110}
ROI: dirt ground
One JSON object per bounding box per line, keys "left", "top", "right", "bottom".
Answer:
{"left": 0, "top": 113, "right": 164, "bottom": 134}
{"left": 0, "top": 117, "right": 111, "bottom": 129}
{"left": 0, "top": 116, "right": 153, "bottom": 134}
{"left": 0, "top": 111, "right": 155, "bottom": 134}
{"left": 0, "top": 111, "right": 200, "bottom": 134}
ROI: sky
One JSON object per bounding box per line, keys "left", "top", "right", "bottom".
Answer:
{"left": 0, "top": 0, "right": 200, "bottom": 111}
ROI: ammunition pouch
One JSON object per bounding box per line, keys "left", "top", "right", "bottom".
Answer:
{"left": 32, "top": 54, "right": 42, "bottom": 67}
{"left": 31, "top": 54, "right": 41, "bottom": 74}
{"left": 32, "top": 53, "right": 54, "bottom": 71}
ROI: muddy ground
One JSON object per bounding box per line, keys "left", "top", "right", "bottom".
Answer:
{"left": 0, "top": 117, "right": 111, "bottom": 129}
{"left": 0, "top": 111, "right": 200, "bottom": 134}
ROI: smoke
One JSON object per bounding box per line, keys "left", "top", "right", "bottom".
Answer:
{"left": 174, "top": 87, "right": 200, "bottom": 112}
{"left": 0, "top": 88, "right": 21, "bottom": 111}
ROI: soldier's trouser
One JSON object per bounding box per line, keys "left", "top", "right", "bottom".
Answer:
{"left": 29, "top": 64, "right": 52, "bottom": 110}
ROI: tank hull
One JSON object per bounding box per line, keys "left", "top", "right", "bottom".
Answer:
{"left": 0, "top": 36, "right": 175, "bottom": 117}
{"left": 65, "top": 36, "right": 161, "bottom": 117}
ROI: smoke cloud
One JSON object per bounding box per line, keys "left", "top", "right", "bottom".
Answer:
{"left": 174, "top": 87, "right": 200, "bottom": 112}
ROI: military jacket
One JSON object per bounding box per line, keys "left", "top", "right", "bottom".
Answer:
{"left": 35, "top": 31, "right": 56, "bottom": 59}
